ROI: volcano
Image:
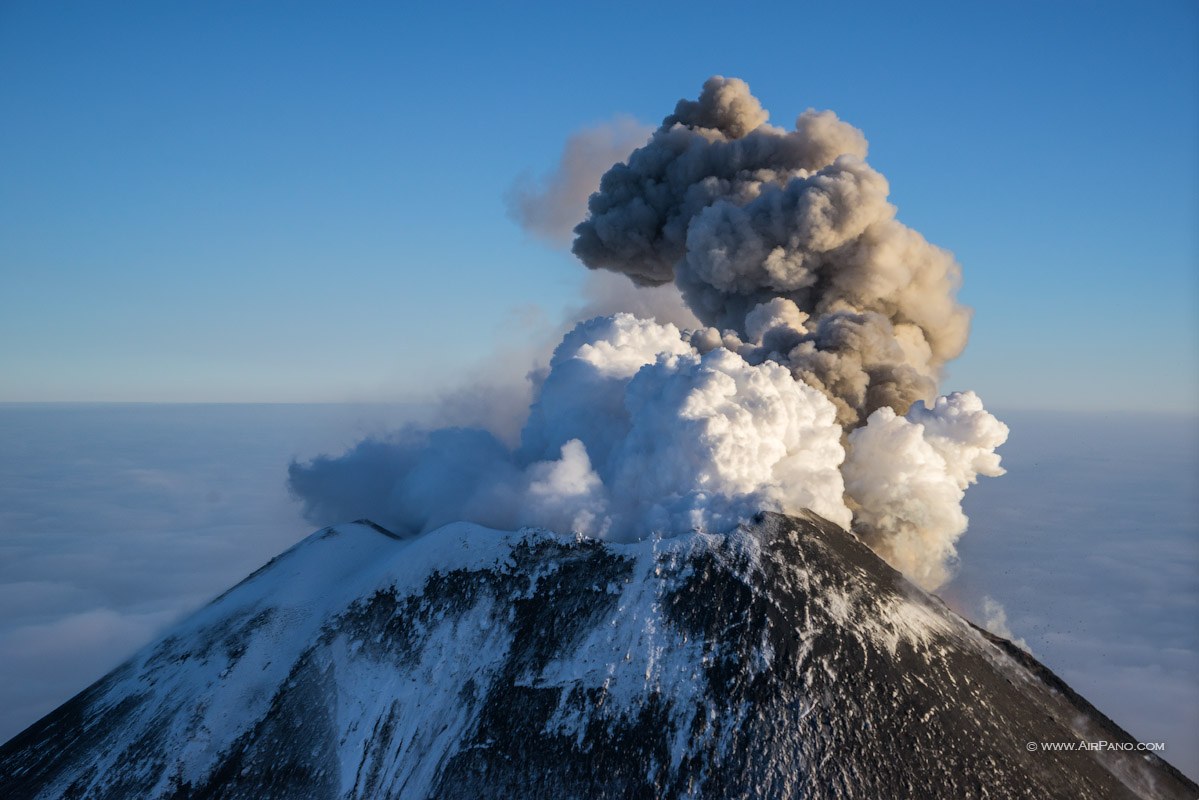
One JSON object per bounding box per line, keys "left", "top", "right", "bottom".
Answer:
{"left": 1, "top": 512, "right": 1193, "bottom": 799}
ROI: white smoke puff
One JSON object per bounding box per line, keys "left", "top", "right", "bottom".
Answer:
{"left": 524, "top": 314, "right": 850, "bottom": 536}
{"left": 520, "top": 314, "right": 694, "bottom": 470}
{"left": 554, "top": 313, "right": 693, "bottom": 378}
{"left": 523, "top": 439, "right": 610, "bottom": 536}
{"left": 905, "top": 391, "right": 1008, "bottom": 488}
{"left": 744, "top": 298, "right": 810, "bottom": 344}
{"left": 608, "top": 346, "right": 851, "bottom": 536}
{"left": 842, "top": 391, "right": 1008, "bottom": 590}
{"left": 291, "top": 313, "right": 851, "bottom": 540}
{"left": 981, "top": 596, "right": 1031, "bottom": 653}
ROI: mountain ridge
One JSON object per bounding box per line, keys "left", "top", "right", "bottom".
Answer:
{"left": 2, "top": 511, "right": 1194, "bottom": 799}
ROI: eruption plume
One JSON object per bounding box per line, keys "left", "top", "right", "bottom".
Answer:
{"left": 290, "top": 77, "right": 1008, "bottom": 590}
{"left": 573, "top": 75, "right": 969, "bottom": 430}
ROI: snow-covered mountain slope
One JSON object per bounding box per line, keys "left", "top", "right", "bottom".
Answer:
{"left": 2, "top": 512, "right": 1195, "bottom": 799}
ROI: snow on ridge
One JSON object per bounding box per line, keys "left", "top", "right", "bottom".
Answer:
{"left": 30, "top": 512, "right": 999, "bottom": 799}
{"left": 11, "top": 511, "right": 1186, "bottom": 800}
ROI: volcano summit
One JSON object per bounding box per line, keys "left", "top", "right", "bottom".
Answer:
{"left": 2, "top": 513, "right": 1194, "bottom": 799}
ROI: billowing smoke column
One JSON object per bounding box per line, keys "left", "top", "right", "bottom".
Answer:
{"left": 291, "top": 314, "right": 851, "bottom": 542}
{"left": 574, "top": 76, "right": 970, "bottom": 431}
{"left": 289, "top": 77, "right": 1008, "bottom": 590}
{"left": 843, "top": 393, "right": 1007, "bottom": 589}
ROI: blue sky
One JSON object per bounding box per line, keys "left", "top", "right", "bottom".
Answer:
{"left": 1, "top": 0, "right": 1197, "bottom": 410}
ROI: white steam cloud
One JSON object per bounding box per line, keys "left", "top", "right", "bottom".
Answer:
{"left": 290, "top": 77, "right": 1009, "bottom": 590}
{"left": 843, "top": 392, "right": 1008, "bottom": 589}
{"left": 291, "top": 314, "right": 851, "bottom": 540}
{"left": 980, "top": 596, "right": 1031, "bottom": 653}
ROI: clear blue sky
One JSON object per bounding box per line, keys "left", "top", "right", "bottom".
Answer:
{"left": 2, "top": 0, "right": 1196, "bottom": 411}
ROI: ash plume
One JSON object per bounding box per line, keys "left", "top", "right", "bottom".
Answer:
{"left": 290, "top": 77, "right": 1007, "bottom": 591}
{"left": 507, "top": 116, "right": 653, "bottom": 246}
{"left": 573, "top": 75, "right": 967, "bottom": 430}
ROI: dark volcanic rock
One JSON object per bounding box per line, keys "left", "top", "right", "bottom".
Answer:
{"left": 1, "top": 512, "right": 1194, "bottom": 799}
